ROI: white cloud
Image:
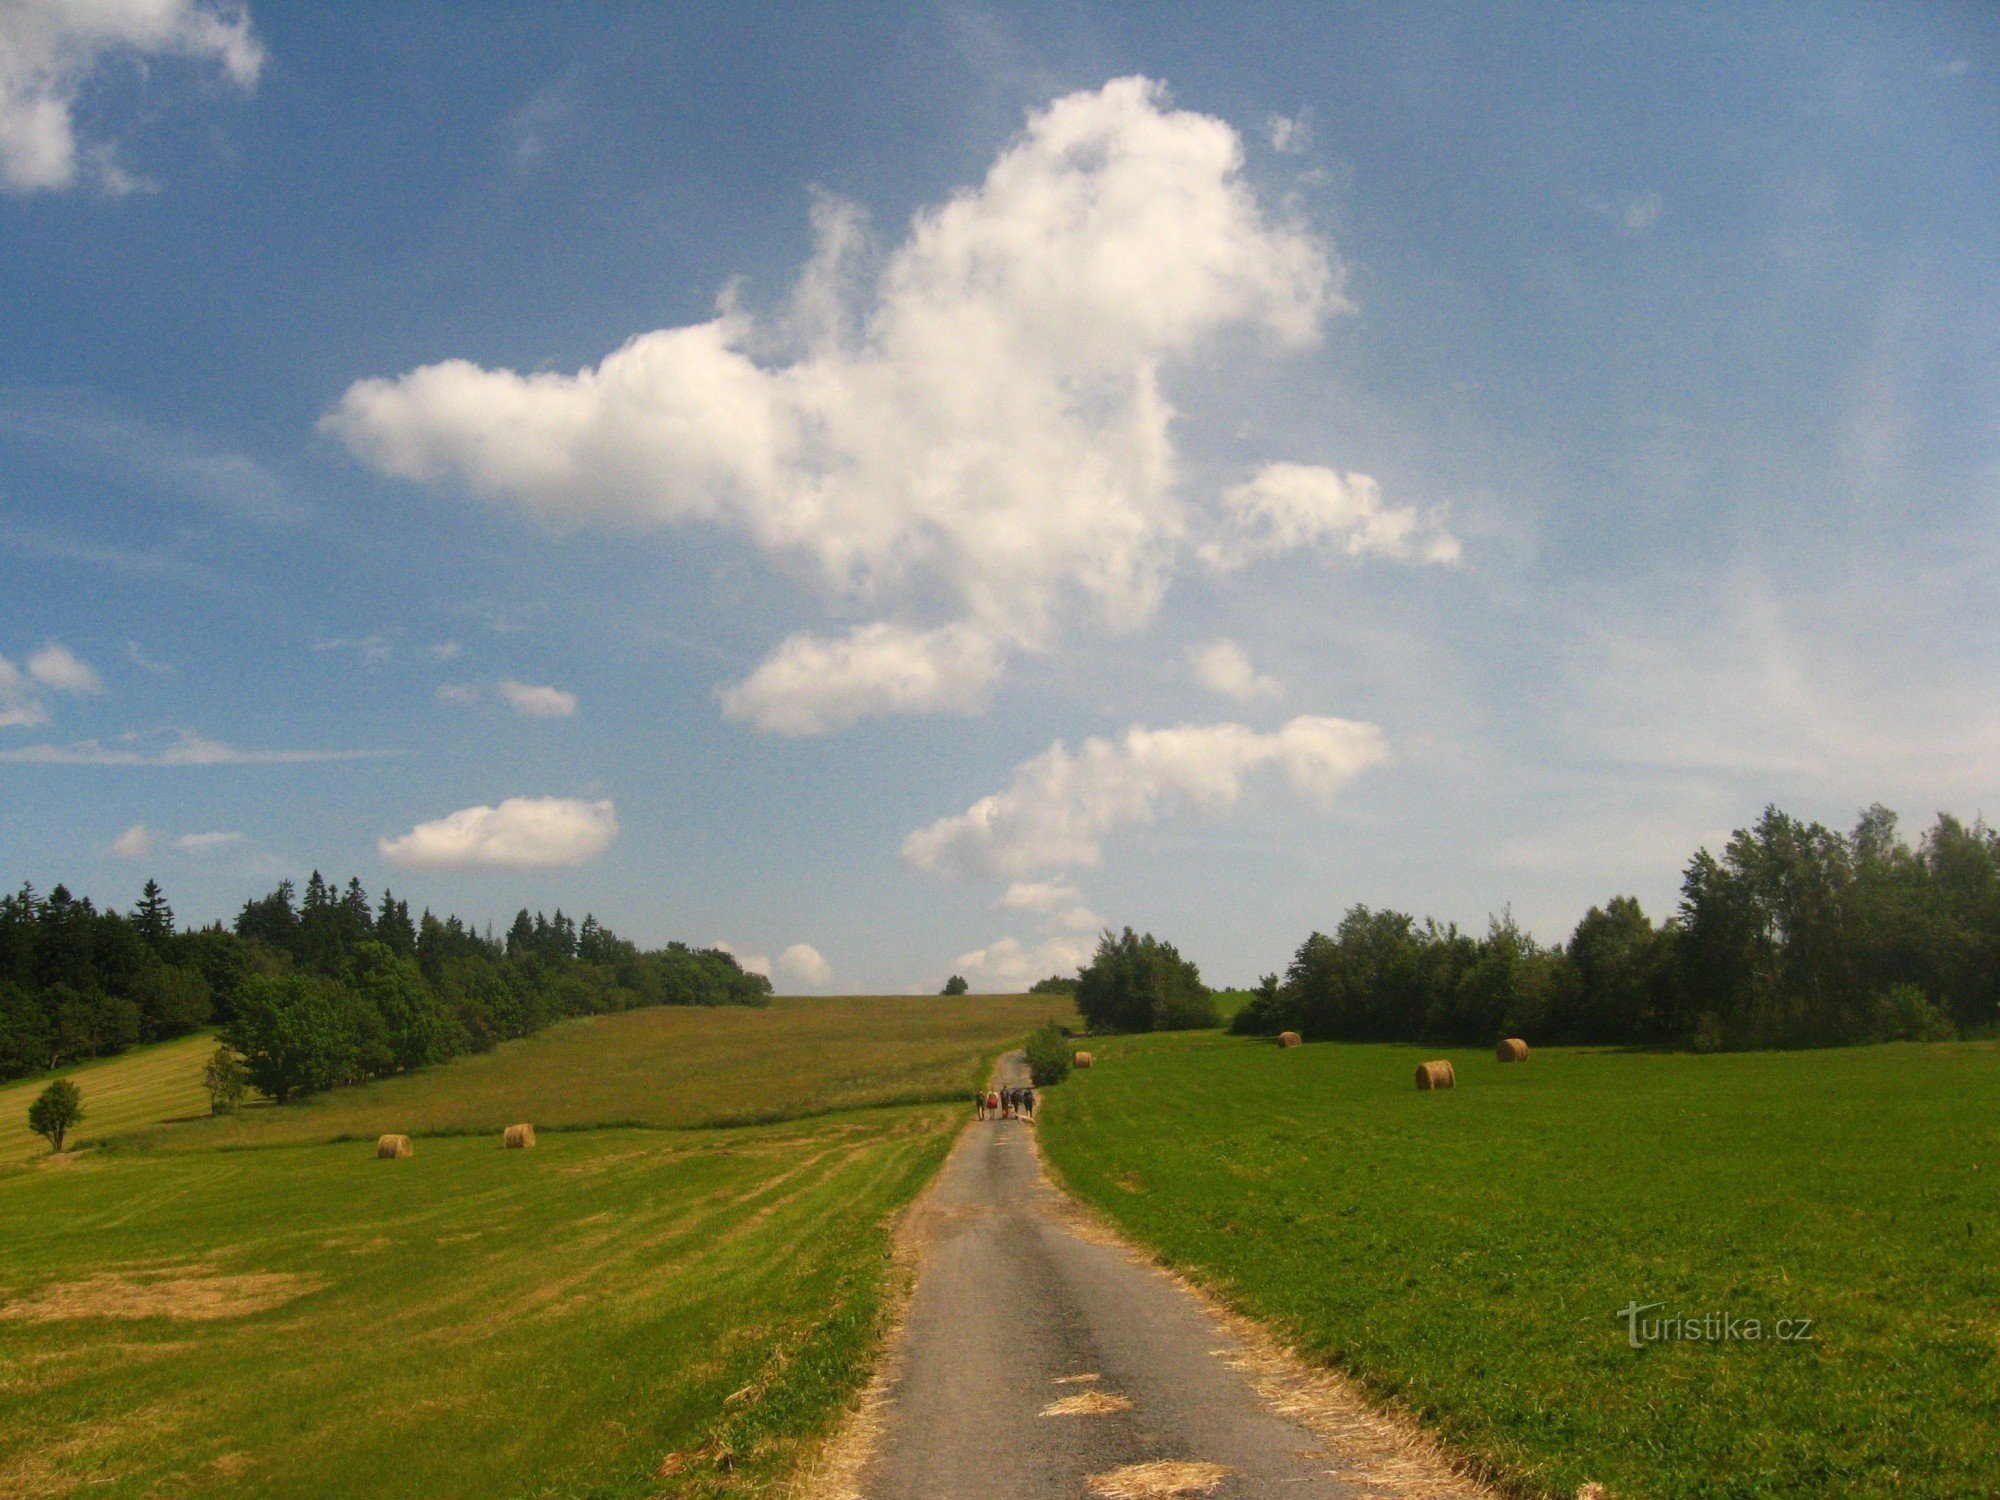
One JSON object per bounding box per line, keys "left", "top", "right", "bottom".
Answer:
{"left": 328, "top": 77, "right": 1378, "bottom": 733}
{"left": 0, "top": 729, "right": 385, "bottom": 765}
{"left": 436, "top": 683, "right": 481, "bottom": 707}
{"left": 719, "top": 621, "right": 1003, "bottom": 735}
{"left": 997, "top": 878, "right": 1083, "bottom": 912}
{"left": 1, "top": 640, "right": 100, "bottom": 726}
{"left": 379, "top": 796, "right": 617, "bottom": 870}
{"left": 1933, "top": 58, "right": 1969, "bottom": 78}
{"left": 1266, "top": 111, "right": 1311, "bottom": 154}
{"left": 902, "top": 713, "right": 1388, "bottom": 878}
{"left": 1188, "top": 638, "right": 1282, "bottom": 702}
{"left": 777, "top": 942, "right": 833, "bottom": 987}
{"left": 427, "top": 641, "right": 462, "bottom": 662}
{"left": 1205, "top": 462, "right": 1460, "bottom": 570}
{"left": 125, "top": 641, "right": 175, "bottom": 676}
{"left": 949, "top": 933, "right": 1094, "bottom": 991}
{"left": 26, "top": 641, "right": 101, "bottom": 693}
{"left": 497, "top": 678, "right": 577, "bottom": 717}
{"left": 0, "top": 0, "right": 263, "bottom": 193}
{"left": 111, "top": 822, "right": 155, "bottom": 858}
{"left": 174, "top": 830, "right": 243, "bottom": 851}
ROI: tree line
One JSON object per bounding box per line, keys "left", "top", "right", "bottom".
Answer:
{"left": 0, "top": 872, "right": 771, "bottom": 1097}
{"left": 1230, "top": 805, "right": 1997, "bottom": 1049}
{"left": 1045, "top": 804, "right": 1997, "bottom": 1051}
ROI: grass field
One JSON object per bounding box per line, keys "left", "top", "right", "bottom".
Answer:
{"left": 1039, "top": 1033, "right": 2000, "bottom": 1499}
{"left": 1, "top": 993, "right": 1065, "bottom": 1498}
{"left": 0, "top": 1032, "right": 216, "bottom": 1166}
{"left": 91, "top": 993, "right": 1072, "bottom": 1154}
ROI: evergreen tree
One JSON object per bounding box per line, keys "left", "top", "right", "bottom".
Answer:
{"left": 133, "top": 879, "right": 175, "bottom": 950}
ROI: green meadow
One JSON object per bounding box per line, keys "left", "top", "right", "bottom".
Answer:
{"left": 0, "top": 993, "right": 1068, "bottom": 1498}
{"left": 1038, "top": 1033, "right": 2000, "bottom": 1499}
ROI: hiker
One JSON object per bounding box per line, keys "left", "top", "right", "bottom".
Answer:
{"left": 976, "top": 1088, "right": 987, "bottom": 1120}
{"left": 1019, "top": 1086, "right": 1035, "bottom": 1120}
{"left": 986, "top": 1089, "right": 1000, "bottom": 1119}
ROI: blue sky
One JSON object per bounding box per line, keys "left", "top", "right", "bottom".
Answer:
{"left": 2, "top": 2, "right": 1995, "bottom": 991}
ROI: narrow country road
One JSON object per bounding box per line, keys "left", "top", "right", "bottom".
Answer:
{"left": 856, "top": 1052, "right": 1486, "bottom": 1499}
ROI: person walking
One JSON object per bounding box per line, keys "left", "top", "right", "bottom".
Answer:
{"left": 976, "top": 1088, "right": 987, "bottom": 1120}
{"left": 1020, "top": 1085, "right": 1035, "bottom": 1120}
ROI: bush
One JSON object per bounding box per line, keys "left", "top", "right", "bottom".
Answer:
{"left": 941, "top": 975, "right": 969, "bottom": 995}
{"left": 1868, "top": 984, "right": 1956, "bottom": 1043}
{"left": 1074, "top": 928, "right": 1217, "bottom": 1033}
{"left": 1023, "top": 1021, "right": 1072, "bottom": 1085}
{"left": 28, "top": 1077, "right": 83, "bottom": 1152}
{"left": 202, "top": 1046, "right": 249, "bottom": 1114}
{"left": 1028, "top": 974, "right": 1077, "bottom": 995}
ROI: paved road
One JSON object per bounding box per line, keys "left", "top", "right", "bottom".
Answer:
{"left": 860, "top": 1052, "right": 1434, "bottom": 1499}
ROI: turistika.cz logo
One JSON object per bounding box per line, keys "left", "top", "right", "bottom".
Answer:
{"left": 1616, "top": 1302, "right": 1816, "bottom": 1349}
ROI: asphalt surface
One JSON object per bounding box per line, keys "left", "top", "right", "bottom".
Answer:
{"left": 861, "top": 1052, "right": 1380, "bottom": 1498}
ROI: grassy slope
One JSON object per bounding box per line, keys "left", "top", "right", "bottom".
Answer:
{"left": 1038, "top": 1033, "right": 2000, "bottom": 1499}
{"left": 126, "top": 993, "right": 1074, "bottom": 1152}
{"left": 0, "top": 1108, "right": 955, "bottom": 1498}
{"left": 0, "top": 1032, "right": 215, "bottom": 1166}
{"left": 1, "top": 994, "right": 1070, "bottom": 1498}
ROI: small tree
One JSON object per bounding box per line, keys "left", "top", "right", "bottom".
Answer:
{"left": 941, "top": 975, "right": 970, "bottom": 995}
{"left": 202, "top": 1046, "right": 249, "bottom": 1115}
{"left": 28, "top": 1078, "right": 84, "bottom": 1153}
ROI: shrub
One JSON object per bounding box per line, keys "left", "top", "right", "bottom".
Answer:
{"left": 27, "top": 1077, "right": 83, "bottom": 1152}
{"left": 202, "top": 1046, "right": 249, "bottom": 1115}
{"left": 1028, "top": 974, "right": 1077, "bottom": 995}
{"left": 941, "top": 975, "right": 969, "bottom": 995}
{"left": 1074, "top": 928, "right": 1217, "bottom": 1033}
{"left": 1868, "top": 984, "right": 1956, "bottom": 1043}
{"left": 1023, "top": 1022, "right": 1072, "bottom": 1085}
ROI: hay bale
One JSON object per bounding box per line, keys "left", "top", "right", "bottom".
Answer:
{"left": 376, "top": 1134, "right": 413, "bottom": 1159}
{"left": 1278, "top": 1030, "right": 1302, "bottom": 1049}
{"left": 1414, "top": 1060, "right": 1455, "bottom": 1091}
{"left": 1496, "top": 1037, "right": 1529, "bottom": 1062}
{"left": 1073, "top": 1051, "right": 1095, "bottom": 1069}
{"left": 503, "top": 1123, "right": 536, "bottom": 1149}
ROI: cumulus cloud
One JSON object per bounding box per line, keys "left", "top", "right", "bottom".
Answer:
{"left": 996, "top": 879, "right": 1100, "bottom": 932}
{"left": 720, "top": 621, "right": 1002, "bottom": 735}
{"left": 902, "top": 713, "right": 1387, "bottom": 878}
{"left": 0, "top": 729, "right": 384, "bottom": 765}
{"left": 378, "top": 796, "right": 616, "bottom": 869}
{"left": 1205, "top": 463, "right": 1460, "bottom": 570}
{"left": 498, "top": 679, "right": 578, "bottom": 717}
{"left": 326, "top": 77, "right": 1436, "bottom": 734}
{"left": 1, "top": 641, "right": 101, "bottom": 726}
{"left": 111, "top": 822, "right": 155, "bottom": 858}
{"left": 949, "top": 934, "right": 1095, "bottom": 992}
{"left": 1188, "top": 638, "right": 1282, "bottom": 702}
{"left": 0, "top": 0, "right": 263, "bottom": 193}
{"left": 26, "top": 641, "right": 102, "bottom": 693}
{"left": 777, "top": 942, "right": 833, "bottom": 987}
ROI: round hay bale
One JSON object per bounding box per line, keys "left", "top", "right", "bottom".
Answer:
{"left": 1496, "top": 1037, "right": 1529, "bottom": 1063}
{"left": 1278, "top": 1030, "right": 1303, "bottom": 1049}
{"left": 1414, "top": 1060, "right": 1455, "bottom": 1091}
{"left": 503, "top": 1123, "right": 536, "bottom": 1149}
{"left": 376, "top": 1134, "right": 413, "bottom": 1159}
{"left": 1073, "top": 1051, "right": 1095, "bottom": 1069}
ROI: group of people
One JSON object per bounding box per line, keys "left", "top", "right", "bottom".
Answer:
{"left": 977, "top": 1084, "right": 1036, "bottom": 1120}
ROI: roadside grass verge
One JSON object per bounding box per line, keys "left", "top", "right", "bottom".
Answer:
{"left": 1038, "top": 1033, "right": 2000, "bottom": 1499}
{"left": 0, "top": 1104, "right": 958, "bottom": 1498}
{"left": 0, "top": 1032, "right": 216, "bottom": 1166}
{"left": 100, "top": 993, "right": 1072, "bottom": 1154}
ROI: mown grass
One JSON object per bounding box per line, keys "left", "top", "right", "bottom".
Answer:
{"left": 0, "top": 1032, "right": 216, "bottom": 1166}
{"left": 1038, "top": 1033, "right": 2000, "bottom": 1499}
{"left": 0, "top": 994, "right": 1067, "bottom": 1497}
{"left": 0, "top": 1106, "right": 955, "bottom": 1497}
{"left": 104, "top": 993, "right": 1071, "bottom": 1153}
